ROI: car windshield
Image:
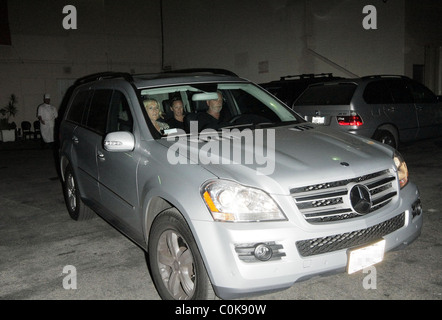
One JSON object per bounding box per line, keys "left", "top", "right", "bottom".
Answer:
{"left": 139, "top": 82, "right": 303, "bottom": 136}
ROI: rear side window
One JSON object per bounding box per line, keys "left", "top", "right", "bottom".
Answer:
{"left": 86, "top": 89, "right": 113, "bottom": 135}
{"left": 66, "top": 90, "right": 91, "bottom": 124}
{"left": 107, "top": 91, "right": 134, "bottom": 133}
{"left": 363, "top": 81, "right": 394, "bottom": 104}
{"left": 384, "top": 80, "right": 413, "bottom": 104}
{"left": 294, "top": 83, "right": 357, "bottom": 106}
{"left": 408, "top": 81, "right": 437, "bottom": 103}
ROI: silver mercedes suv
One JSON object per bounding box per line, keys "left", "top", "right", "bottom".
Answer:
{"left": 59, "top": 70, "right": 422, "bottom": 300}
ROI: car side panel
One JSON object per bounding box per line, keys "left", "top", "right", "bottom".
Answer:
{"left": 70, "top": 126, "right": 101, "bottom": 206}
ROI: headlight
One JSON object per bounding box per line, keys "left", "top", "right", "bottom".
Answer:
{"left": 393, "top": 151, "right": 409, "bottom": 189}
{"left": 201, "top": 180, "right": 286, "bottom": 222}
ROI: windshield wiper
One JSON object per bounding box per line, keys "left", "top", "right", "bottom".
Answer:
{"left": 253, "top": 122, "right": 275, "bottom": 129}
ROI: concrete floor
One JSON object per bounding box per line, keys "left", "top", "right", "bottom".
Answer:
{"left": 0, "top": 138, "right": 441, "bottom": 300}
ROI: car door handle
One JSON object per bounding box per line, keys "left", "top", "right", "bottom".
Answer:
{"left": 72, "top": 136, "right": 79, "bottom": 144}
{"left": 97, "top": 151, "right": 105, "bottom": 161}
{"left": 415, "top": 106, "right": 423, "bottom": 111}
{"left": 385, "top": 106, "right": 395, "bottom": 112}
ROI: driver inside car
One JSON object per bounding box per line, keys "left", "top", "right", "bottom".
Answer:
{"left": 196, "top": 90, "right": 229, "bottom": 131}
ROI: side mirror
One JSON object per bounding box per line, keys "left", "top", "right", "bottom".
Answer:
{"left": 104, "top": 131, "right": 135, "bottom": 152}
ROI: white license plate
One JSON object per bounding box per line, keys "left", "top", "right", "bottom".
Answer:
{"left": 312, "top": 116, "right": 325, "bottom": 124}
{"left": 347, "top": 239, "right": 386, "bottom": 274}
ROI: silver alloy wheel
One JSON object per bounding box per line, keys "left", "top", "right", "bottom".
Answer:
{"left": 157, "top": 230, "right": 196, "bottom": 299}
{"left": 66, "top": 173, "right": 77, "bottom": 212}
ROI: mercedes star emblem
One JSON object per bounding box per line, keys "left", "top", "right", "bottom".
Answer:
{"left": 350, "top": 184, "right": 372, "bottom": 214}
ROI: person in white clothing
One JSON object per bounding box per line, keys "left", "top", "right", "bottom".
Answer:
{"left": 37, "top": 94, "right": 58, "bottom": 146}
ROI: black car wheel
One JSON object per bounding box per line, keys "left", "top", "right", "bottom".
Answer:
{"left": 63, "top": 164, "right": 94, "bottom": 221}
{"left": 148, "top": 209, "right": 217, "bottom": 300}
{"left": 373, "top": 129, "right": 398, "bottom": 149}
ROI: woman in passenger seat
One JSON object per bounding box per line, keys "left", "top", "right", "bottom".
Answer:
{"left": 144, "top": 98, "right": 170, "bottom": 134}
{"left": 166, "top": 96, "right": 185, "bottom": 130}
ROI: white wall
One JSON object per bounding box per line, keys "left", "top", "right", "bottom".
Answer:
{"left": 404, "top": 0, "right": 442, "bottom": 94}
{"left": 1, "top": 0, "right": 441, "bottom": 128}
{"left": 0, "top": 0, "right": 162, "bottom": 126}
{"left": 162, "top": 0, "right": 305, "bottom": 82}
{"left": 162, "top": 0, "right": 411, "bottom": 83}
{"left": 306, "top": 0, "right": 406, "bottom": 77}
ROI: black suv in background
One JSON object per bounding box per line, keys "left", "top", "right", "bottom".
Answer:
{"left": 260, "top": 73, "right": 344, "bottom": 107}
{"left": 293, "top": 75, "right": 442, "bottom": 149}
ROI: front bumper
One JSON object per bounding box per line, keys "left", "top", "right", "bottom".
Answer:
{"left": 192, "top": 183, "right": 422, "bottom": 299}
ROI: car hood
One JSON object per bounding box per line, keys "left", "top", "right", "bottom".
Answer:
{"left": 157, "top": 124, "right": 394, "bottom": 195}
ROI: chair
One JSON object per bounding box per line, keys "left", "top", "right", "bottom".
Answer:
{"left": 33, "top": 121, "right": 41, "bottom": 139}
{"left": 21, "top": 121, "right": 34, "bottom": 140}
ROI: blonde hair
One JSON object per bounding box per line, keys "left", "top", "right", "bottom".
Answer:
{"left": 143, "top": 98, "right": 159, "bottom": 108}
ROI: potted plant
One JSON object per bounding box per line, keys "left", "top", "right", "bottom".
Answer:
{"left": 0, "top": 94, "right": 19, "bottom": 142}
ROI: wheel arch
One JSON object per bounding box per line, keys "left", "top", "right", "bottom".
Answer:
{"left": 143, "top": 196, "right": 175, "bottom": 247}
{"left": 59, "top": 154, "right": 71, "bottom": 182}
{"left": 141, "top": 188, "right": 211, "bottom": 250}
{"left": 372, "top": 123, "right": 399, "bottom": 149}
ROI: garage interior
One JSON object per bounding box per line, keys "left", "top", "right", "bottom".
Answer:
{"left": 0, "top": 0, "right": 441, "bottom": 302}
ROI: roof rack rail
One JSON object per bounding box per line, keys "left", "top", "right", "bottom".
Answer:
{"left": 74, "top": 72, "right": 134, "bottom": 85}
{"left": 164, "top": 68, "right": 238, "bottom": 77}
{"left": 361, "top": 75, "right": 410, "bottom": 80}
{"left": 280, "top": 73, "right": 335, "bottom": 81}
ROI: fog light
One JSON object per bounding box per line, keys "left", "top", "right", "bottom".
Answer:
{"left": 411, "top": 199, "right": 422, "bottom": 218}
{"left": 235, "top": 242, "right": 285, "bottom": 262}
{"left": 254, "top": 243, "right": 273, "bottom": 261}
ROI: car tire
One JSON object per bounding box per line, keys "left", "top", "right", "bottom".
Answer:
{"left": 373, "top": 129, "right": 398, "bottom": 149}
{"left": 148, "top": 208, "right": 218, "bottom": 300}
{"left": 62, "top": 164, "right": 95, "bottom": 221}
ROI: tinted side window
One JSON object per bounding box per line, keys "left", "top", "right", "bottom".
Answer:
{"left": 263, "top": 85, "right": 284, "bottom": 99}
{"left": 408, "top": 81, "right": 437, "bottom": 103}
{"left": 66, "top": 90, "right": 91, "bottom": 124}
{"left": 385, "top": 80, "right": 413, "bottom": 104}
{"left": 107, "top": 91, "right": 134, "bottom": 133}
{"left": 231, "top": 89, "right": 280, "bottom": 122}
{"left": 363, "top": 81, "right": 394, "bottom": 104}
{"left": 86, "top": 89, "right": 113, "bottom": 135}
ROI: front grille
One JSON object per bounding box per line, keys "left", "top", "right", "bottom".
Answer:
{"left": 291, "top": 170, "right": 397, "bottom": 223}
{"left": 296, "top": 212, "right": 405, "bottom": 257}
